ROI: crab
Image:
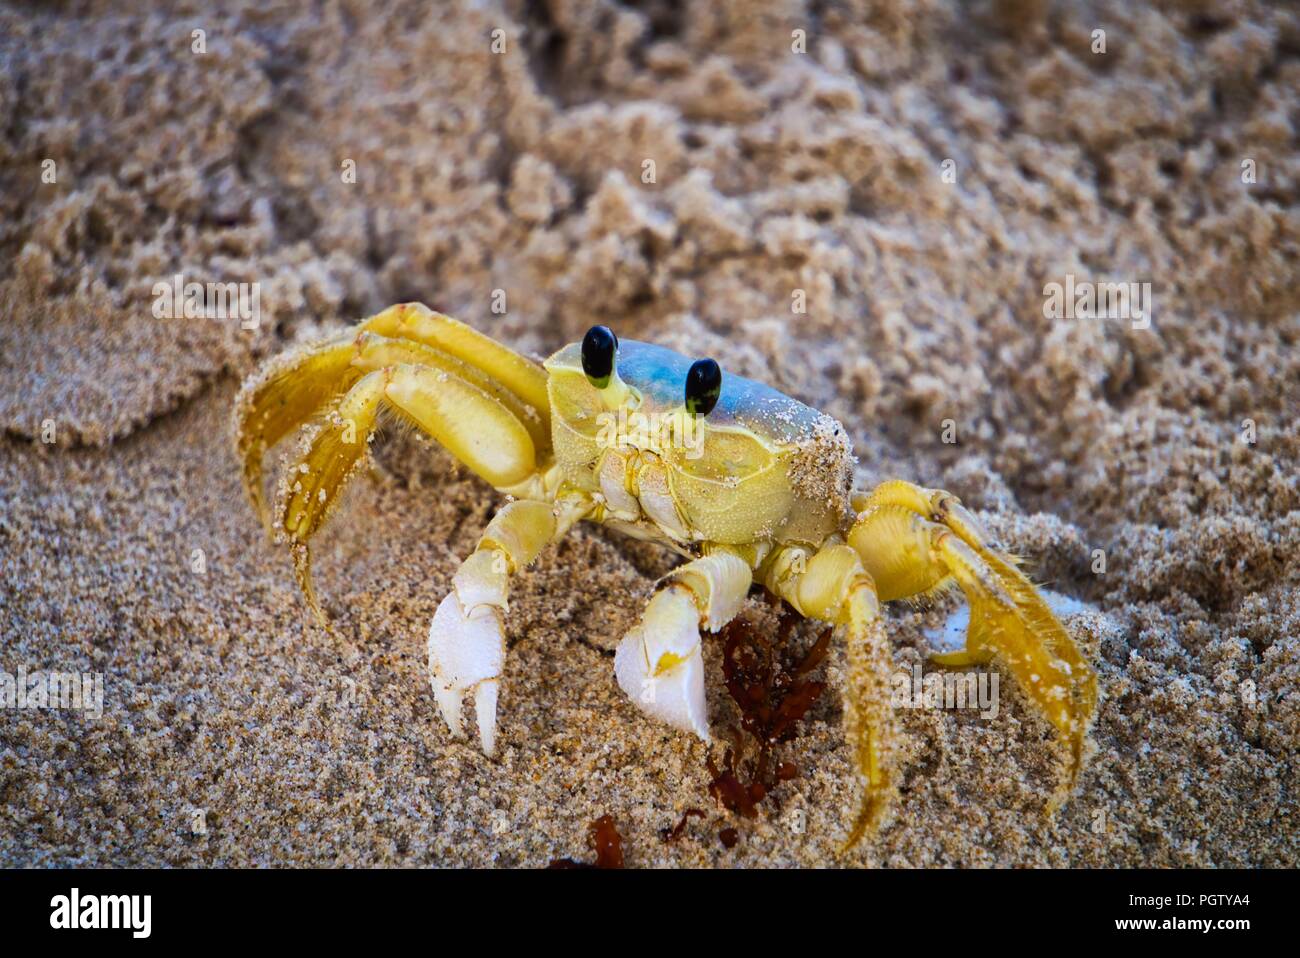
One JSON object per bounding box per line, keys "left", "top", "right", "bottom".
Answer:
{"left": 234, "top": 303, "right": 1097, "bottom": 846}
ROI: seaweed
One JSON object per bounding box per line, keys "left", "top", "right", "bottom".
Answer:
{"left": 547, "top": 814, "right": 625, "bottom": 869}
{"left": 659, "top": 808, "right": 706, "bottom": 843}
{"left": 705, "top": 602, "right": 830, "bottom": 835}
{"left": 564, "top": 604, "right": 829, "bottom": 860}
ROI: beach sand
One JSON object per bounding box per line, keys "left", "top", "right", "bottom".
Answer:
{"left": 1, "top": 0, "right": 1296, "bottom": 866}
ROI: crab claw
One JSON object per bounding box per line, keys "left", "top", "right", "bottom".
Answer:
{"left": 428, "top": 590, "right": 505, "bottom": 755}
{"left": 614, "top": 585, "right": 710, "bottom": 741}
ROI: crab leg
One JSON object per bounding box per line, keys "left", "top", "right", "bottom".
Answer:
{"left": 274, "top": 362, "right": 541, "bottom": 625}
{"left": 360, "top": 303, "right": 551, "bottom": 416}
{"left": 349, "top": 332, "right": 550, "bottom": 454}
{"left": 234, "top": 303, "right": 551, "bottom": 527}
{"left": 234, "top": 304, "right": 569, "bottom": 751}
{"left": 614, "top": 551, "right": 752, "bottom": 740}
{"left": 848, "top": 480, "right": 1097, "bottom": 787}
{"left": 429, "top": 495, "right": 591, "bottom": 754}
{"left": 763, "top": 544, "right": 894, "bottom": 848}
{"left": 234, "top": 333, "right": 363, "bottom": 526}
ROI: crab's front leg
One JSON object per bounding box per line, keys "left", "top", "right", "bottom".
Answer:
{"left": 848, "top": 480, "right": 1098, "bottom": 786}
{"left": 614, "top": 551, "right": 752, "bottom": 740}
{"left": 429, "top": 494, "right": 591, "bottom": 755}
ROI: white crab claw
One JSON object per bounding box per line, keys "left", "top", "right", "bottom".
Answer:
{"left": 428, "top": 591, "right": 505, "bottom": 755}
{"left": 614, "top": 586, "right": 710, "bottom": 741}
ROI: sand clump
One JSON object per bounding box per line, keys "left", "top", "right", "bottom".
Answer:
{"left": 1, "top": 0, "right": 1297, "bottom": 866}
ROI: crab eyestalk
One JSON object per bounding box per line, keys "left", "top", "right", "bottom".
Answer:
{"left": 581, "top": 324, "right": 637, "bottom": 411}
{"left": 684, "top": 358, "right": 722, "bottom": 417}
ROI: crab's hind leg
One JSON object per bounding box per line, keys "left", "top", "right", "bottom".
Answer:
{"left": 848, "top": 480, "right": 1097, "bottom": 791}
{"left": 762, "top": 544, "right": 893, "bottom": 849}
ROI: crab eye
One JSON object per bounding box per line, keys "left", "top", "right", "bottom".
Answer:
{"left": 581, "top": 325, "right": 618, "bottom": 388}
{"left": 684, "top": 358, "right": 722, "bottom": 417}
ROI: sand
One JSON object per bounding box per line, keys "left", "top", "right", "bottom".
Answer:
{"left": 1, "top": 0, "right": 1297, "bottom": 867}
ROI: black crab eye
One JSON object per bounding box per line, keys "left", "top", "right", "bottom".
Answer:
{"left": 684, "top": 358, "right": 722, "bottom": 417}
{"left": 581, "top": 325, "right": 618, "bottom": 388}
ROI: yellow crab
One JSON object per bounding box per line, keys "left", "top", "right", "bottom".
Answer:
{"left": 234, "top": 303, "right": 1097, "bottom": 845}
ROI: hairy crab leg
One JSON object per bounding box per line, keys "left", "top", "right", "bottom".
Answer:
{"left": 235, "top": 304, "right": 567, "bottom": 756}
{"left": 234, "top": 303, "right": 551, "bottom": 528}
{"left": 848, "top": 480, "right": 1097, "bottom": 793}
{"left": 234, "top": 333, "right": 363, "bottom": 527}
{"left": 762, "top": 543, "right": 893, "bottom": 850}
{"left": 275, "top": 362, "right": 540, "bottom": 627}
{"left": 614, "top": 550, "right": 752, "bottom": 741}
